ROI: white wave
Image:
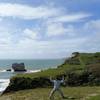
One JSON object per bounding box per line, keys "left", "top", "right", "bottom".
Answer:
{"left": 0, "top": 69, "right": 13, "bottom": 73}
{"left": 0, "top": 69, "right": 15, "bottom": 73}
{"left": 25, "top": 69, "right": 41, "bottom": 73}
{"left": 0, "top": 70, "right": 40, "bottom": 93}
{"left": 0, "top": 79, "right": 10, "bottom": 92}
{"left": 0, "top": 69, "right": 41, "bottom": 74}
{"left": 11, "top": 69, "right": 14, "bottom": 72}
{"left": 0, "top": 70, "right": 6, "bottom": 73}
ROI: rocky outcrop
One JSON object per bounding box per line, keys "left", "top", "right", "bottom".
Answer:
{"left": 12, "top": 63, "right": 26, "bottom": 72}
{"left": 6, "top": 69, "right": 11, "bottom": 71}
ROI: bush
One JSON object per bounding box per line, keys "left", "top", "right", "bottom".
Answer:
{"left": 65, "top": 70, "right": 90, "bottom": 86}
{"left": 4, "top": 77, "right": 51, "bottom": 93}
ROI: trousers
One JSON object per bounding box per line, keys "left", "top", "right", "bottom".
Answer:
{"left": 49, "top": 88, "right": 64, "bottom": 99}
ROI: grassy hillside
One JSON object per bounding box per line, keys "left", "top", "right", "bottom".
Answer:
{"left": 3, "top": 52, "right": 100, "bottom": 93}
{"left": 1, "top": 87, "right": 100, "bottom": 100}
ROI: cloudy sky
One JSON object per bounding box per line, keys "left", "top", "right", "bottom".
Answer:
{"left": 0, "top": 0, "right": 100, "bottom": 59}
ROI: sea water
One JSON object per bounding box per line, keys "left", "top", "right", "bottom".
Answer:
{"left": 0, "top": 59, "right": 64, "bottom": 92}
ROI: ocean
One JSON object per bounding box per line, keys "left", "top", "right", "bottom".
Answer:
{"left": 0, "top": 59, "right": 64, "bottom": 92}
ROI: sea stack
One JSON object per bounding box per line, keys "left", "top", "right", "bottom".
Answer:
{"left": 12, "top": 63, "right": 26, "bottom": 72}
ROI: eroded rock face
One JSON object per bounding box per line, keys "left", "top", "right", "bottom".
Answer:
{"left": 12, "top": 63, "right": 26, "bottom": 72}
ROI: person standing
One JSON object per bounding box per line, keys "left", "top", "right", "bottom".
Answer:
{"left": 49, "top": 76, "right": 65, "bottom": 99}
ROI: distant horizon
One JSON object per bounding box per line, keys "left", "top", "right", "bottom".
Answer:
{"left": 0, "top": 56, "right": 66, "bottom": 60}
{"left": 0, "top": 0, "right": 99, "bottom": 59}
{"left": 0, "top": 51, "right": 99, "bottom": 60}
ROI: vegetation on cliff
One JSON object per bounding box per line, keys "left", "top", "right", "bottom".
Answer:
{"left": 3, "top": 52, "right": 100, "bottom": 93}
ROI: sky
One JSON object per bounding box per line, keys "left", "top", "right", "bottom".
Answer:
{"left": 0, "top": 0, "right": 100, "bottom": 59}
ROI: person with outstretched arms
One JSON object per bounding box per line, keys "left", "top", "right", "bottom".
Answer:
{"left": 49, "top": 76, "right": 65, "bottom": 99}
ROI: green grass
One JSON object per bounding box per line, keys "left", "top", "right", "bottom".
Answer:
{"left": 87, "top": 95, "right": 100, "bottom": 100}
{"left": 79, "top": 53, "right": 100, "bottom": 65}
{"left": 12, "top": 52, "right": 100, "bottom": 80}
{"left": 1, "top": 86, "right": 100, "bottom": 100}
{"left": 14, "top": 64, "right": 77, "bottom": 78}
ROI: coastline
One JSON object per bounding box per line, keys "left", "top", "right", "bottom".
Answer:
{"left": 1, "top": 52, "right": 100, "bottom": 98}
{"left": 0, "top": 69, "right": 41, "bottom": 94}
{"left": 0, "top": 69, "right": 41, "bottom": 73}
{"left": 0, "top": 59, "right": 64, "bottom": 94}
{"left": 0, "top": 79, "right": 10, "bottom": 94}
